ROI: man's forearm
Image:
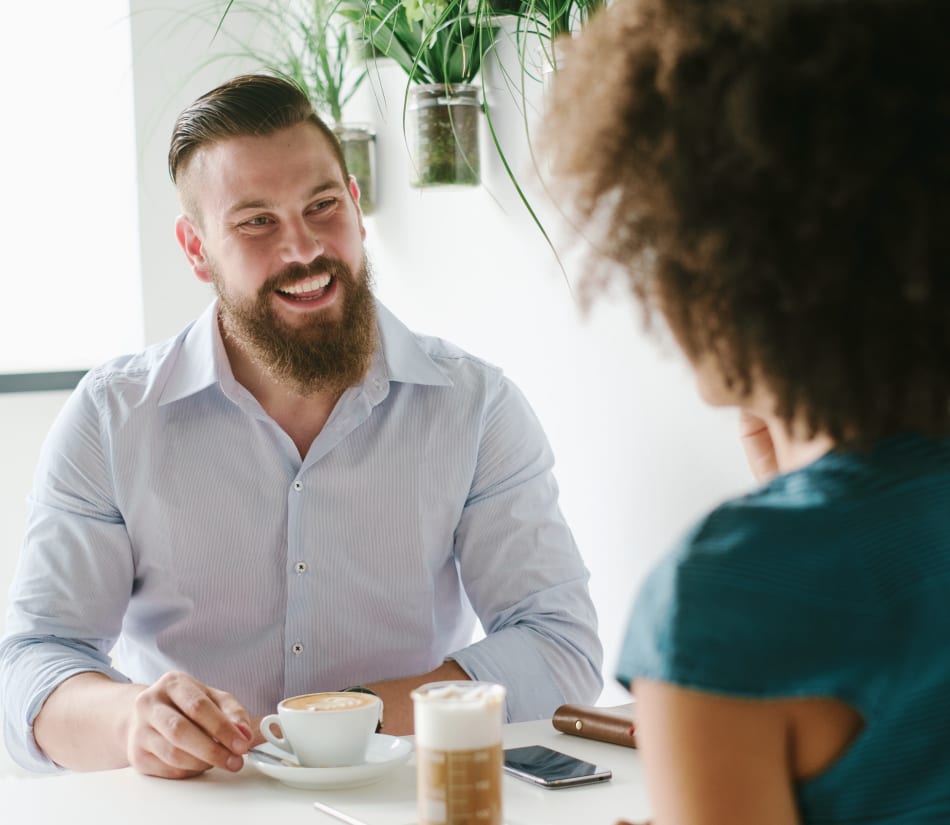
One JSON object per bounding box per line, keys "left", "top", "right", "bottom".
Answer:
{"left": 33, "top": 672, "right": 145, "bottom": 771}
{"left": 366, "top": 660, "right": 470, "bottom": 735}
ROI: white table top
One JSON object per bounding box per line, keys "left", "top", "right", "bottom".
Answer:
{"left": 1, "top": 718, "right": 651, "bottom": 824}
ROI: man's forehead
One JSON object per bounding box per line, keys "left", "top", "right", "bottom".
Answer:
{"left": 178, "top": 124, "right": 348, "bottom": 205}
{"left": 183, "top": 123, "right": 344, "bottom": 181}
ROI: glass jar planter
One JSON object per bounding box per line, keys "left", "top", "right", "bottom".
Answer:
{"left": 407, "top": 84, "right": 482, "bottom": 187}
{"left": 335, "top": 123, "right": 377, "bottom": 215}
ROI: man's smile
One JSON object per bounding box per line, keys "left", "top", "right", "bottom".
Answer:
{"left": 276, "top": 274, "right": 334, "bottom": 302}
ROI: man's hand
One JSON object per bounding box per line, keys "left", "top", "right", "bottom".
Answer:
{"left": 125, "top": 671, "right": 253, "bottom": 778}
{"left": 33, "top": 670, "right": 253, "bottom": 778}
{"left": 738, "top": 410, "right": 779, "bottom": 483}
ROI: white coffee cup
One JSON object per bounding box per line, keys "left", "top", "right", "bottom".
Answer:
{"left": 259, "top": 691, "right": 382, "bottom": 767}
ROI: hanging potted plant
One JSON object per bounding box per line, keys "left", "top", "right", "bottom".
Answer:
{"left": 340, "top": 0, "right": 498, "bottom": 187}
{"left": 195, "top": 0, "right": 379, "bottom": 212}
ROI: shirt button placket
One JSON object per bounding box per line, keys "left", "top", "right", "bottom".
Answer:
{"left": 289, "top": 477, "right": 308, "bottom": 680}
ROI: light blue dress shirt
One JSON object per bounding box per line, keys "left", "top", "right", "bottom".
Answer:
{"left": 1, "top": 299, "right": 602, "bottom": 771}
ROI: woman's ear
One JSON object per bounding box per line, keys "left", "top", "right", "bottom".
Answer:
{"left": 175, "top": 214, "right": 212, "bottom": 283}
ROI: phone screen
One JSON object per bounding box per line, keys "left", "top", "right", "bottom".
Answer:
{"left": 503, "top": 745, "right": 611, "bottom": 788}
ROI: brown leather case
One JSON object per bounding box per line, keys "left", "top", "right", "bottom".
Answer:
{"left": 551, "top": 703, "right": 637, "bottom": 749}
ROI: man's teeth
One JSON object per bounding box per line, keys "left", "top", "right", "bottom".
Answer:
{"left": 279, "top": 274, "right": 332, "bottom": 295}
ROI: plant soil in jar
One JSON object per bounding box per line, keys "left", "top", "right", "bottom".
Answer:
{"left": 408, "top": 84, "right": 481, "bottom": 187}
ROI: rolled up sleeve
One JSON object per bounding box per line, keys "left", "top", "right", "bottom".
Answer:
{"left": 1, "top": 374, "right": 133, "bottom": 771}
{"left": 448, "top": 374, "right": 603, "bottom": 720}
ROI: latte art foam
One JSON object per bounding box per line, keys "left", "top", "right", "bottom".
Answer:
{"left": 283, "top": 691, "right": 377, "bottom": 712}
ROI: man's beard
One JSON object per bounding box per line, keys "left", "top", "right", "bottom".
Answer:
{"left": 212, "top": 254, "right": 378, "bottom": 397}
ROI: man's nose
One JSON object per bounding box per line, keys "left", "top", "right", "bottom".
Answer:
{"left": 280, "top": 221, "right": 323, "bottom": 264}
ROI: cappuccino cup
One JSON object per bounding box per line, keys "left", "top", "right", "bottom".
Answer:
{"left": 259, "top": 691, "right": 382, "bottom": 767}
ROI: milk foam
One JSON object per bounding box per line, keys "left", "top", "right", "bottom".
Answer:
{"left": 413, "top": 682, "right": 506, "bottom": 750}
{"left": 306, "top": 695, "right": 365, "bottom": 710}
{"left": 284, "top": 692, "right": 375, "bottom": 711}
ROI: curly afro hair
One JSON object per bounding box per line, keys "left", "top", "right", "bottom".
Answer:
{"left": 543, "top": 0, "right": 950, "bottom": 445}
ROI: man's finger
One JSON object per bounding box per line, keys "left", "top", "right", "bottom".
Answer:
{"left": 165, "top": 680, "right": 251, "bottom": 759}
{"left": 207, "top": 685, "right": 253, "bottom": 743}
{"left": 147, "top": 700, "right": 245, "bottom": 772}
{"left": 129, "top": 724, "right": 214, "bottom": 778}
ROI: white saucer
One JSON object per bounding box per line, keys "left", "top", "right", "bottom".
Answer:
{"left": 247, "top": 735, "right": 413, "bottom": 790}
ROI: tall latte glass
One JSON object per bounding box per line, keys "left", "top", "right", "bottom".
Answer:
{"left": 412, "top": 681, "right": 506, "bottom": 825}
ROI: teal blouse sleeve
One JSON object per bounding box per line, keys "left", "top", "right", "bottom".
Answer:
{"left": 616, "top": 494, "right": 888, "bottom": 715}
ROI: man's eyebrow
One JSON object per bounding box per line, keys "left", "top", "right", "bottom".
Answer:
{"left": 226, "top": 181, "right": 345, "bottom": 216}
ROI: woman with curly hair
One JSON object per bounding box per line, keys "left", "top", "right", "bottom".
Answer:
{"left": 544, "top": 0, "right": 950, "bottom": 822}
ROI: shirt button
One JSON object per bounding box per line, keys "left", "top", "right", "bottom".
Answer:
{"left": 291, "top": 642, "right": 304, "bottom": 655}
{"left": 294, "top": 561, "right": 307, "bottom": 574}
{"left": 293, "top": 481, "right": 303, "bottom": 491}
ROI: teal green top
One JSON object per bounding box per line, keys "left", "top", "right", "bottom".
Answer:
{"left": 617, "top": 435, "right": 950, "bottom": 823}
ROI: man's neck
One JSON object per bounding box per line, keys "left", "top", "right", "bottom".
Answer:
{"left": 223, "top": 333, "right": 351, "bottom": 459}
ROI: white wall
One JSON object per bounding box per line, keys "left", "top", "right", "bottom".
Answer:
{"left": 1, "top": 2, "right": 754, "bottom": 742}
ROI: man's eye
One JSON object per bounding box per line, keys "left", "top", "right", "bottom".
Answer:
{"left": 310, "top": 198, "right": 337, "bottom": 213}
{"left": 246, "top": 216, "right": 271, "bottom": 226}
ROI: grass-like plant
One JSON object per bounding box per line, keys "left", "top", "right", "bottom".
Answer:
{"left": 488, "top": 0, "right": 608, "bottom": 78}
{"left": 511, "top": 0, "right": 607, "bottom": 39}
{"left": 208, "top": 0, "right": 367, "bottom": 126}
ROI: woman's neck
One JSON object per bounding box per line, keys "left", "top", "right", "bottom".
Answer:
{"left": 762, "top": 411, "right": 835, "bottom": 475}
{"left": 735, "top": 376, "right": 836, "bottom": 478}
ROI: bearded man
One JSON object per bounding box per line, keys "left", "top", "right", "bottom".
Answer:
{"left": 0, "top": 75, "right": 602, "bottom": 778}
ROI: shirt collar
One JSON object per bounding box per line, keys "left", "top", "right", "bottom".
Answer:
{"left": 373, "top": 300, "right": 453, "bottom": 389}
{"left": 158, "top": 298, "right": 451, "bottom": 407}
{"left": 158, "top": 301, "right": 229, "bottom": 406}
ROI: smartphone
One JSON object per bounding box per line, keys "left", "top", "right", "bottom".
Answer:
{"left": 503, "top": 745, "right": 612, "bottom": 789}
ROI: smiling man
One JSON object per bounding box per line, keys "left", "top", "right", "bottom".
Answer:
{"left": 0, "top": 75, "right": 602, "bottom": 778}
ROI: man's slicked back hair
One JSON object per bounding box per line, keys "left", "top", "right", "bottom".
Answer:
{"left": 168, "top": 73, "right": 349, "bottom": 184}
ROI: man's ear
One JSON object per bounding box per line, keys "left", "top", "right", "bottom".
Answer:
{"left": 348, "top": 175, "right": 366, "bottom": 241}
{"left": 175, "top": 214, "right": 212, "bottom": 283}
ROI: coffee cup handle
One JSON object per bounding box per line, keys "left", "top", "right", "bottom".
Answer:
{"left": 260, "top": 714, "right": 295, "bottom": 758}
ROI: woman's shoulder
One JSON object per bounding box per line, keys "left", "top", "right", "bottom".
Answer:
{"left": 616, "top": 479, "right": 888, "bottom": 699}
